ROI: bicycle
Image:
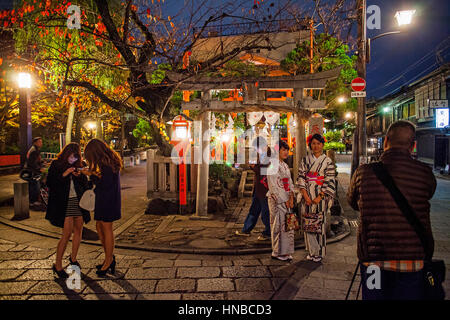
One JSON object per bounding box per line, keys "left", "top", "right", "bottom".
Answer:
{"left": 19, "top": 165, "right": 49, "bottom": 210}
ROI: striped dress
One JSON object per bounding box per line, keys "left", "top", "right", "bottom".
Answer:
{"left": 65, "top": 177, "right": 82, "bottom": 217}
{"left": 296, "top": 153, "right": 336, "bottom": 258}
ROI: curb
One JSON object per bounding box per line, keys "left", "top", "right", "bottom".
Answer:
{"left": 0, "top": 214, "right": 351, "bottom": 255}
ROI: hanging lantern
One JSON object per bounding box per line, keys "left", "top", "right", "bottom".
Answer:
{"left": 171, "top": 114, "right": 191, "bottom": 143}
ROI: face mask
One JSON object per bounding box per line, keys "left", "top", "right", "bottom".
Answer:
{"left": 68, "top": 155, "right": 78, "bottom": 165}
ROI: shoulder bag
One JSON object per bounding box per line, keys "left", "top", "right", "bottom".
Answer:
{"left": 372, "top": 161, "right": 445, "bottom": 300}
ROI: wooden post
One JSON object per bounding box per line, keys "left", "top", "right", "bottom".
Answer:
{"left": 193, "top": 108, "right": 210, "bottom": 219}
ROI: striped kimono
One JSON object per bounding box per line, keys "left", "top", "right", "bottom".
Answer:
{"left": 267, "top": 159, "right": 295, "bottom": 257}
{"left": 296, "top": 153, "right": 336, "bottom": 258}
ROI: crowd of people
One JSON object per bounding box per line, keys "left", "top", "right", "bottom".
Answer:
{"left": 23, "top": 120, "right": 440, "bottom": 300}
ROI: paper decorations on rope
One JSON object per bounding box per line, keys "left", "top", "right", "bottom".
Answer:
{"left": 247, "top": 112, "right": 264, "bottom": 126}
{"left": 263, "top": 111, "right": 279, "bottom": 126}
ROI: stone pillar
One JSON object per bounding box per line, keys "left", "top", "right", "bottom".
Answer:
{"left": 13, "top": 181, "right": 29, "bottom": 220}
{"left": 193, "top": 110, "right": 210, "bottom": 219}
{"left": 146, "top": 149, "right": 157, "bottom": 199}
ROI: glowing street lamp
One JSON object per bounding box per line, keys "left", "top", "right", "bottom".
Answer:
{"left": 17, "top": 72, "right": 32, "bottom": 88}
{"left": 395, "top": 10, "right": 416, "bottom": 27}
{"left": 337, "top": 96, "right": 346, "bottom": 104}
{"left": 16, "top": 72, "right": 32, "bottom": 168}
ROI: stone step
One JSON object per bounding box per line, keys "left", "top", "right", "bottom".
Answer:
{"left": 243, "top": 191, "right": 253, "bottom": 197}
{"left": 244, "top": 184, "right": 253, "bottom": 191}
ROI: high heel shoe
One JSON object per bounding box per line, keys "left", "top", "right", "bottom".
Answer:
{"left": 68, "top": 256, "right": 81, "bottom": 269}
{"left": 52, "top": 264, "right": 69, "bottom": 279}
{"left": 96, "top": 257, "right": 116, "bottom": 276}
{"left": 96, "top": 255, "right": 115, "bottom": 270}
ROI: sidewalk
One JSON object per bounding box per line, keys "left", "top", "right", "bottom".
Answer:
{"left": 0, "top": 162, "right": 351, "bottom": 254}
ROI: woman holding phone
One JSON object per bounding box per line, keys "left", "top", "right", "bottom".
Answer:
{"left": 45, "top": 143, "right": 91, "bottom": 278}
{"left": 82, "top": 139, "right": 122, "bottom": 276}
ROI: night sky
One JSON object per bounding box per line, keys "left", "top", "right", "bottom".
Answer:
{"left": 1, "top": 0, "right": 448, "bottom": 99}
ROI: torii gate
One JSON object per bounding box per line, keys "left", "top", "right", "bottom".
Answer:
{"left": 176, "top": 67, "right": 342, "bottom": 218}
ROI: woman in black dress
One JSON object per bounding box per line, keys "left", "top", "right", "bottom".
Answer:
{"left": 45, "top": 143, "right": 91, "bottom": 278}
{"left": 82, "top": 139, "right": 122, "bottom": 276}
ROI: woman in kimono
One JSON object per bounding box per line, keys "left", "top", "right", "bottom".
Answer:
{"left": 296, "top": 134, "right": 336, "bottom": 263}
{"left": 267, "top": 140, "right": 295, "bottom": 261}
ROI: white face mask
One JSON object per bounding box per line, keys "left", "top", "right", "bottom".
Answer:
{"left": 68, "top": 154, "right": 78, "bottom": 165}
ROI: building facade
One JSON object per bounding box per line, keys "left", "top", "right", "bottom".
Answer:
{"left": 366, "top": 63, "right": 450, "bottom": 172}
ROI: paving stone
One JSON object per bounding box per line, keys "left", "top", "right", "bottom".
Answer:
{"left": 27, "top": 280, "right": 86, "bottom": 294}
{"left": 268, "top": 265, "right": 297, "bottom": 278}
{"left": 8, "top": 245, "right": 29, "bottom": 252}
{"left": 297, "top": 276, "right": 324, "bottom": 288}
{"left": 197, "top": 278, "right": 235, "bottom": 292}
{"left": 323, "top": 279, "right": 353, "bottom": 291}
{"left": 82, "top": 294, "right": 137, "bottom": 300}
{"left": 177, "top": 267, "right": 221, "bottom": 278}
{"left": 28, "top": 294, "right": 83, "bottom": 300}
{"left": 17, "top": 269, "right": 56, "bottom": 281}
{"left": 18, "top": 251, "right": 54, "bottom": 260}
{"left": 155, "top": 279, "right": 195, "bottom": 293}
{"left": 0, "top": 252, "right": 27, "bottom": 260}
{"left": 222, "top": 266, "right": 271, "bottom": 278}
{"left": 202, "top": 260, "right": 233, "bottom": 267}
{"left": 0, "top": 239, "right": 16, "bottom": 245}
{"left": 0, "top": 281, "right": 38, "bottom": 295}
{"left": 125, "top": 268, "right": 176, "bottom": 279}
{"left": 294, "top": 286, "right": 349, "bottom": 300}
{"left": 0, "top": 245, "right": 17, "bottom": 251}
{"left": 142, "top": 259, "right": 174, "bottom": 267}
{"left": 232, "top": 259, "right": 261, "bottom": 266}
{"left": 182, "top": 293, "right": 225, "bottom": 300}
{"left": 24, "top": 259, "right": 55, "bottom": 269}
{"left": 82, "top": 280, "right": 156, "bottom": 294}
{"left": 174, "top": 260, "right": 202, "bottom": 267}
{"left": 136, "top": 293, "right": 181, "bottom": 300}
{"left": 271, "top": 278, "right": 286, "bottom": 291}
{"left": 0, "top": 269, "right": 26, "bottom": 281}
{"left": 235, "top": 278, "right": 273, "bottom": 292}
{"left": 226, "top": 291, "right": 274, "bottom": 300}
{"left": 84, "top": 269, "right": 127, "bottom": 281}
{"left": 0, "top": 260, "right": 36, "bottom": 269}
{"left": 114, "top": 259, "right": 144, "bottom": 268}
{"left": 176, "top": 254, "right": 219, "bottom": 261}
{"left": 259, "top": 258, "right": 291, "bottom": 266}
{"left": 0, "top": 295, "right": 30, "bottom": 300}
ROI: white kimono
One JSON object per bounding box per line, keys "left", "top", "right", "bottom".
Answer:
{"left": 267, "top": 158, "right": 295, "bottom": 257}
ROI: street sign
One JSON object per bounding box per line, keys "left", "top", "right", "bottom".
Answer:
{"left": 429, "top": 100, "right": 448, "bottom": 109}
{"left": 351, "top": 91, "right": 366, "bottom": 98}
{"left": 351, "top": 77, "right": 366, "bottom": 91}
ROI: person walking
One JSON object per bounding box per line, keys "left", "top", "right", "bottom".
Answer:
{"left": 347, "top": 120, "right": 436, "bottom": 300}
{"left": 82, "top": 139, "right": 122, "bottom": 277}
{"left": 296, "top": 134, "right": 336, "bottom": 263}
{"left": 45, "top": 143, "right": 91, "bottom": 279}
{"left": 235, "top": 138, "right": 271, "bottom": 240}
{"left": 25, "top": 137, "right": 44, "bottom": 209}
{"left": 267, "top": 140, "right": 295, "bottom": 261}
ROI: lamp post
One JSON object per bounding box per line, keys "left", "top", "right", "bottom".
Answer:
{"left": 17, "top": 72, "right": 32, "bottom": 168}
{"left": 351, "top": 2, "right": 415, "bottom": 176}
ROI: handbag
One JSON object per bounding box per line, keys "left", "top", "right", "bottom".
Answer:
{"left": 285, "top": 207, "right": 300, "bottom": 232}
{"left": 372, "top": 162, "right": 446, "bottom": 300}
{"left": 79, "top": 188, "right": 95, "bottom": 211}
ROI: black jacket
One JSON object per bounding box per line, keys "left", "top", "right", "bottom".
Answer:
{"left": 45, "top": 160, "right": 91, "bottom": 228}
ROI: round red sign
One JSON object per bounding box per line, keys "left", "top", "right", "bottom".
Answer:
{"left": 351, "top": 77, "right": 366, "bottom": 91}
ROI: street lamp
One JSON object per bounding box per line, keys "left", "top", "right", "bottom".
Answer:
{"left": 16, "top": 72, "right": 32, "bottom": 168}
{"left": 351, "top": 0, "right": 416, "bottom": 177}
{"left": 395, "top": 10, "right": 416, "bottom": 26}
{"left": 85, "top": 121, "right": 97, "bottom": 139}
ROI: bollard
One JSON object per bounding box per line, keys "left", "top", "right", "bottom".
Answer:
{"left": 13, "top": 181, "right": 29, "bottom": 220}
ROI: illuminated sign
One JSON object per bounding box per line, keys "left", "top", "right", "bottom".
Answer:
{"left": 436, "top": 108, "right": 449, "bottom": 128}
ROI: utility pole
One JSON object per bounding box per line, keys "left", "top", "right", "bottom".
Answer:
{"left": 351, "top": 0, "right": 367, "bottom": 177}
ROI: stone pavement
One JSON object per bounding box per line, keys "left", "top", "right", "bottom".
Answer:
{"left": 0, "top": 155, "right": 448, "bottom": 300}
{"left": 0, "top": 162, "right": 350, "bottom": 254}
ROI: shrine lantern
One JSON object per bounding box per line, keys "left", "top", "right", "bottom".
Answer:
{"left": 171, "top": 114, "right": 191, "bottom": 143}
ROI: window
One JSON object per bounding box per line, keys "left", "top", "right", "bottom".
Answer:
{"left": 410, "top": 102, "right": 416, "bottom": 117}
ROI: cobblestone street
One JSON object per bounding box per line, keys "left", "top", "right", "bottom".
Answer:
{"left": 0, "top": 156, "right": 448, "bottom": 300}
